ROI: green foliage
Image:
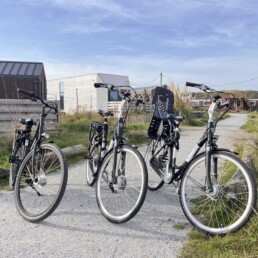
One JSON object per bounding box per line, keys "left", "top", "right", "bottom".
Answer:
{"left": 173, "top": 92, "right": 202, "bottom": 126}
{"left": 173, "top": 224, "right": 186, "bottom": 230}
{"left": 180, "top": 215, "right": 258, "bottom": 258}
{"left": 0, "top": 135, "right": 12, "bottom": 170}
{"left": 0, "top": 178, "right": 10, "bottom": 191}
{"left": 193, "top": 90, "right": 258, "bottom": 99}
{"left": 241, "top": 112, "right": 258, "bottom": 134}
{"left": 241, "top": 112, "right": 258, "bottom": 181}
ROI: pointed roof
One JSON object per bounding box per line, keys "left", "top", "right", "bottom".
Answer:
{"left": 97, "top": 73, "right": 129, "bottom": 86}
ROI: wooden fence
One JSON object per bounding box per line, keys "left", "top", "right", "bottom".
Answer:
{"left": 0, "top": 99, "right": 59, "bottom": 134}
{"left": 107, "top": 101, "right": 154, "bottom": 114}
{"left": 127, "top": 113, "right": 152, "bottom": 124}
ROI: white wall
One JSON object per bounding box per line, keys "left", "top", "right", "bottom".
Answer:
{"left": 47, "top": 73, "right": 128, "bottom": 114}
{"left": 47, "top": 74, "right": 103, "bottom": 113}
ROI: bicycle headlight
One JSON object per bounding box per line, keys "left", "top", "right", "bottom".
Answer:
{"left": 41, "top": 132, "right": 50, "bottom": 139}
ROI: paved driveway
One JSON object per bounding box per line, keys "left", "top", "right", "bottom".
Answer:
{"left": 0, "top": 114, "right": 249, "bottom": 258}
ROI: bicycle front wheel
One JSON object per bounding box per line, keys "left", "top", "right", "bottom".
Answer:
{"left": 14, "top": 143, "right": 68, "bottom": 222}
{"left": 180, "top": 151, "right": 257, "bottom": 235}
{"left": 96, "top": 144, "right": 148, "bottom": 223}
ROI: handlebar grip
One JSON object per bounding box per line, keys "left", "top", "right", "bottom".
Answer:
{"left": 94, "top": 83, "right": 107, "bottom": 88}
{"left": 185, "top": 82, "right": 203, "bottom": 87}
{"left": 17, "top": 88, "right": 35, "bottom": 98}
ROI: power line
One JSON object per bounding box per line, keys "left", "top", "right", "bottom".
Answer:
{"left": 210, "top": 76, "right": 258, "bottom": 87}
{"left": 136, "top": 74, "right": 258, "bottom": 86}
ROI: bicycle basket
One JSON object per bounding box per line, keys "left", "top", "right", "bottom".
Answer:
{"left": 147, "top": 87, "right": 174, "bottom": 139}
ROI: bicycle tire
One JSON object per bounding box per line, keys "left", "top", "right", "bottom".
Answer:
{"left": 96, "top": 144, "right": 148, "bottom": 223}
{"left": 9, "top": 133, "right": 25, "bottom": 188}
{"left": 180, "top": 151, "right": 257, "bottom": 235}
{"left": 14, "top": 143, "right": 68, "bottom": 222}
{"left": 145, "top": 139, "right": 164, "bottom": 191}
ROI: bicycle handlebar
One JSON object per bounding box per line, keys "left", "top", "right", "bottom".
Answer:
{"left": 185, "top": 81, "right": 211, "bottom": 92}
{"left": 17, "top": 88, "right": 58, "bottom": 113}
{"left": 94, "top": 83, "right": 116, "bottom": 90}
{"left": 17, "top": 88, "right": 35, "bottom": 98}
{"left": 94, "top": 83, "right": 107, "bottom": 88}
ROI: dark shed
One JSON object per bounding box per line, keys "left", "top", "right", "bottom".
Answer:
{"left": 0, "top": 61, "right": 47, "bottom": 99}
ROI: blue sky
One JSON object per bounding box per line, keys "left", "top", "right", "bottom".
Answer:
{"left": 1, "top": 0, "right": 258, "bottom": 90}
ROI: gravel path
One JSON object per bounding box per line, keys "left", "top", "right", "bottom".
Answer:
{"left": 0, "top": 114, "right": 249, "bottom": 258}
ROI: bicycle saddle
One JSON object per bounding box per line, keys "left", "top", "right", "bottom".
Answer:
{"left": 98, "top": 110, "right": 114, "bottom": 117}
{"left": 19, "top": 118, "right": 37, "bottom": 126}
{"left": 167, "top": 113, "right": 185, "bottom": 122}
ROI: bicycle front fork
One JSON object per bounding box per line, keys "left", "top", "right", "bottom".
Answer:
{"left": 205, "top": 126, "right": 218, "bottom": 193}
{"left": 111, "top": 142, "right": 126, "bottom": 184}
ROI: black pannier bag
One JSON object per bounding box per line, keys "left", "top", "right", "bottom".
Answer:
{"left": 147, "top": 87, "right": 174, "bottom": 139}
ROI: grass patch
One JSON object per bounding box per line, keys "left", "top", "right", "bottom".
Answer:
{"left": 180, "top": 216, "right": 258, "bottom": 258}
{"left": 0, "top": 178, "right": 11, "bottom": 191}
{"left": 0, "top": 112, "right": 150, "bottom": 190}
{"left": 241, "top": 112, "right": 258, "bottom": 182}
{"left": 67, "top": 153, "right": 86, "bottom": 165}
{"left": 173, "top": 224, "right": 186, "bottom": 230}
{"left": 0, "top": 136, "right": 12, "bottom": 170}
{"left": 50, "top": 112, "right": 150, "bottom": 148}
{"left": 241, "top": 112, "right": 258, "bottom": 134}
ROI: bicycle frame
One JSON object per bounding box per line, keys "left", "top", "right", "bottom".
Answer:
{"left": 110, "top": 97, "right": 130, "bottom": 183}
{"left": 87, "top": 95, "right": 131, "bottom": 183}
{"left": 30, "top": 104, "right": 50, "bottom": 177}
{"left": 16, "top": 88, "right": 58, "bottom": 179}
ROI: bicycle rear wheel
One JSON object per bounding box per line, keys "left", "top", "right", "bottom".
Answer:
{"left": 180, "top": 151, "right": 257, "bottom": 235}
{"left": 14, "top": 143, "right": 68, "bottom": 222}
{"left": 145, "top": 139, "right": 164, "bottom": 191}
{"left": 96, "top": 144, "right": 148, "bottom": 223}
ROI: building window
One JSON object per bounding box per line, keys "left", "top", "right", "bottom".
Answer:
{"left": 249, "top": 101, "right": 255, "bottom": 106}
{"left": 59, "top": 82, "right": 64, "bottom": 110}
{"left": 203, "top": 101, "right": 211, "bottom": 106}
{"left": 108, "top": 90, "right": 122, "bottom": 102}
{"left": 191, "top": 101, "right": 199, "bottom": 106}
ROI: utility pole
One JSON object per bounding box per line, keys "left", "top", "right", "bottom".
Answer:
{"left": 160, "top": 72, "right": 163, "bottom": 87}
{"left": 76, "top": 88, "right": 79, "bottom": 113}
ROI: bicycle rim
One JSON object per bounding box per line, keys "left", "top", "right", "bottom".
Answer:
{"left": 14, "top": 143, "right": 68, "bottom": 222}
{"left": 96, "top": 145, "right": 147, "bottom": 223}
{"left": 180, "top": 151, "right": 257, "bottom": 235}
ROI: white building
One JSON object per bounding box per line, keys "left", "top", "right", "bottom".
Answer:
{"left": 47, "top": 73, "right": 129, "bottom": 113}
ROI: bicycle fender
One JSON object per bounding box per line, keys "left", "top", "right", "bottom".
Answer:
{"left": 177, "top": 148, "right": 238, "bottom": 181}
{"left": 214, "top": 148, "right": 238, "bottom": 155}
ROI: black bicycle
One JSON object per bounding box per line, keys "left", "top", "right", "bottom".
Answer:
{"left": 9, "top": 118, "right": 37, "bottom": 188}
{"left": 85, "top": 110, "right": 114, "bottom": 186}
{"left": 145, "top": 83, "right": 257, "bottom": 235}
{"left": 86, "top": 83, "right": 148, "bottom": 224}
{"left": 10, "top": 88, "right": 68, "bottom": 222}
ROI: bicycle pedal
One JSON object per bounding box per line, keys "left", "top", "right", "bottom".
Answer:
{"left": 9, "top": 156, "right": 15, "bottom": 163}
{"left": 9, "top": 156, "right": 19, "bottom": 163}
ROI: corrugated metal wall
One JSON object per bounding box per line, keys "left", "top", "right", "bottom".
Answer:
{"left": 0, "top": 61, "right": 47, "bottom": 99}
